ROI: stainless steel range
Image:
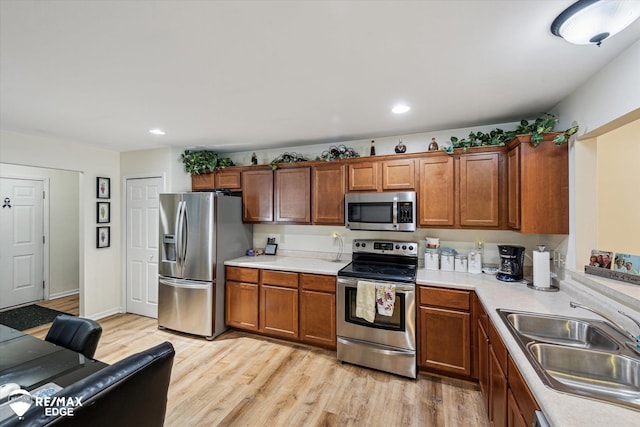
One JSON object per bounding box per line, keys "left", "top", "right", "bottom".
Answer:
{"left": 337, "top": 239, "right": 418, "bottom": 378}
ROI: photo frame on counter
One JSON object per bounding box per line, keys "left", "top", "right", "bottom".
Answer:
{"left": 97, "top": 226, "right": 110, "bottom": 248}
{"left": 97, "top": 202, "right": 110, "bottom": 223}
{"left": 97, "top": 177, "right": 110, "bottom": 199}
{"left": 265, "top": 243, "right": 278, "bottom": 255}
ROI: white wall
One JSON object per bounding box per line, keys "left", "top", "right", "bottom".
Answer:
{"left": 0, "top": 129, "right": 121, "bottom": 319}
{"left": 0, "top": 163, "right": 80, "bottom": 296}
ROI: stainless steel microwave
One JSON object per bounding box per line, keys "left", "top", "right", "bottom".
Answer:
{"left": 345, "top": 191, "right": 416, "bottom": 232}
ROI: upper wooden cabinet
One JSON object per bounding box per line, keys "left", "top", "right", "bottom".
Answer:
{"left": 458, "top": 152, "right": 500, "bottom": 228}
{"left": 275, "top": 167, "right": 311, "bottom": 223}
{"left": 191, "top": 173, "right": 215, "bottom": 191}
{"left": 348, "top": 161, "right": 381, "bottom": 191}
{"left": 418, "top": 150, "right": 503, "bottom": 229}
{"left": 507, "top": 134, "right": 569, "bottom": 234}
{"left": 312, "top": 163, "right": 346, "bottom": 225}
{"left": 242, "top": 168, "right": 274, "bottom": 223}
{"left": 382, "top": 159, "right": 416, "bottom": 190}
{"left": 348, "top": 158, "right": 416, "bottom": 192}
{"left": 215, "top": 169, "right": 242, "bottom": 191}
{"left": 418, "top": 156, "right": 455, "bottom": 227}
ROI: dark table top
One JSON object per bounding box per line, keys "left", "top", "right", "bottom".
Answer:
{"left": 0, "top": 323, "right": 108, "bottom": 391}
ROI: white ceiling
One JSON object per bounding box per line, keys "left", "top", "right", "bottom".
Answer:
{"left": 1, "top": 1, "right": 639, "bottom": 153}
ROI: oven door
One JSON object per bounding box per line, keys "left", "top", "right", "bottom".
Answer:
{"left": 337, "top": 277, "right": 416, "bottom": 350}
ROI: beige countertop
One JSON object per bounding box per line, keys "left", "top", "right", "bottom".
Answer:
{"left": 226, "top": 255, "right": 639, "bottom": 425}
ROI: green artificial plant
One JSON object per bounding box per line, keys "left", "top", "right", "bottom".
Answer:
{"left": 181, "top": 149, "right": 235, "bottom": 175}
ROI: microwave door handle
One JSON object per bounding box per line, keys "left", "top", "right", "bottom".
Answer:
{"left": 393, "top": 201, "right": 398, "bottom": 226}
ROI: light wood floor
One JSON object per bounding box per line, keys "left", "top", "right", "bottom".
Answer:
{"left": 27, "top": 295, "right": 489, "bottom": 427}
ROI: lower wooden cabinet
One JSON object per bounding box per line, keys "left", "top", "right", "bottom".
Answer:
{"left": 418, "top": 286, "right": 472, "bottom": 377}
{"left": 299, "top": 273, "right": 336, "bottom": 348}
{"left": 226, "top": 267, "right": 336, "bottom": 349}
{"left": 507, "top": 389, "right": 527, "bottom": 427}
{"left": 489, "top": 343, "right": 508, "bottom": 427}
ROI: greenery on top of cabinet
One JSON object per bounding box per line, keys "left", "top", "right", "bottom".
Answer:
{"left": 181, "top": 150, "right": 235, "bottom": 175}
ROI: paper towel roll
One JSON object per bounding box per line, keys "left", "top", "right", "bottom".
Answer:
{"left": 533, "top": 250, "right": 551, "bottom": 288}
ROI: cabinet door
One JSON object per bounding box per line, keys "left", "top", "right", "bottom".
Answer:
{"left": 191, "top": 173, "right": 215, "bottom": 191}
{"left": 260, "top": 285, "right": 299, "bottom": 339}
{"left": 507, "top": 146, "right": 521, "bottom": 229}
{"left": 478, "top": 319, "right": 490, "bottom": 414}
{"left": 418, "top": 306, "right": 471, "bottom": 376}
{"left": 300, "top": 289, "right": 336, "bottom": 348}
{"left": 226, "top": 281, "right": 259, "bottom": 331}
{"left": 459, "top": 153, "right": 500, "bottom": 227}
{"left": 508, "top": 356, "right": 540, "bottom": 427}
{"left": 489, "top": 345, "right": 508, "bottom": 427}
{"left": 348, "top": 162, "right": 381, "bottom": 191}
{"left": 275, "top": 167, "right": 311, "bottom": 223}
{"left": 215, "top": 169, "right": 242, "bottom": 191}
{"left": 242, "top": 169, "right": 274, "bottom": 222}
{"left": 382, "top": 159, "right": 415, "bottom": 190}
{"left": 507, "top": 390, "right": 527, "bottom": 427}
{"left": 312, "top": 164, "right": 346, "bottom": 225}
{"left": 418, "top": 157, "right": 454, "bottom": 226}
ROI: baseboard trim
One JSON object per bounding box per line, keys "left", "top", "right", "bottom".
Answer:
{"left": 86, "top": 307, "right": 123, "bottom": 321}
{"left": 48, "top": 289, "right": 79, "bottom": 300}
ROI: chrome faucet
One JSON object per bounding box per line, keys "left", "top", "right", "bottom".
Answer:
{"left": 569, "top": 301, "right": 640, "bottom": 346}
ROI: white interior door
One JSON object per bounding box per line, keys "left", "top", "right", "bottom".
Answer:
{"left": 0, "top": 178, "right": 44, "bottom": 309}
{"left": 126, "top": 177, "right": 162, "bottom": 318}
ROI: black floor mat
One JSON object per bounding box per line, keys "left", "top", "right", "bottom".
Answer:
{"left": 0, "top": 305, "right": 71, "bottom": 331}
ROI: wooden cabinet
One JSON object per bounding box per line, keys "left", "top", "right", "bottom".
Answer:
{"left": 418, "top": 156, "right": 455, "bottom": 226}
{"left": 242, "top": 168, "right": 274, "bottom": 222}
{"left": 299, "top": 273, "right": 336, "bottom": 349}
{"left": 215, "top": 169, "right": 242, "bottom": 191}
{"left": 311, "top": 164, "right": 346, "bottom": 225}
{"left": 458, "top": 152, "right": 500, "bottom": 227}
{"left": 418, "top": 150, "right": 503, "bottom": 229}
{"left": 474, "top": 297, "right": 541, "bottom": 427}
{"left": 260, "top": 270, "right": 299, "bottom": 339}
{"left": 191, "top": 172, "right": 215, "bottom": 191}
{"left": 225, "top": 267, "right": 260, "bottom": 332}
{"left": 275, "top": 167, "right": 311, "bottom": 223}
{"left": 348, "top": 162, "right": 381, "bottom": 191}
{"left": 382, "top": 159, "right": 416, "bottom": 190}
{"left": 418, "top": 286, "right": 472, "bottom": 377}
{"left": 507, "top": 134, "right": 569, "bottom": 234}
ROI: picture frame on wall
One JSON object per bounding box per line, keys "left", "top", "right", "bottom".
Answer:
{"left": 97, "top": 202, "right": 110, "bottom": 223}
{"left": 97, "top": 177, "right": 110, "bottom": 199}
{"left": 97, "top": 226, "right": 110, "bottom": 248}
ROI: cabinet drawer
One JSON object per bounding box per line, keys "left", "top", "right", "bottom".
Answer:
{"left": 262, "top": 270, "right": 299, "bottom": 288}
{"left": 300, "top": 273, "right": 335, "bottom": 293}
{"left": 226, "top": 266, "right": 259, "bottom": 284}
{"left": 419, "top": 286, "right": 470, "bottom": 311}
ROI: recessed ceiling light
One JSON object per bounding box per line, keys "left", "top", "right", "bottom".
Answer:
{"left": 392, "top": 105, "right": 411, "bottom": 114}
{"left": 149, "top": 128, "right": 166, "bottom": 136}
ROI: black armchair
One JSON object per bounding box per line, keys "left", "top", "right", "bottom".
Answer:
{"left": 45, "top": 315, "right": 102, "bottom": 359}
{"left": 0, "top": 341, "right": 175, "bottom": 427}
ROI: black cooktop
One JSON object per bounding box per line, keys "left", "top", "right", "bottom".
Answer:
{"left": 338, "top": 261, "right": 417, "bottom": 283}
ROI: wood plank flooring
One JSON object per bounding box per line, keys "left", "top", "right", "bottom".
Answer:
{"left": 25, "top": 296, "right": 489, "bottom": 427}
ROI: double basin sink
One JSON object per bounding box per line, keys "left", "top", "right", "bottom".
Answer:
{"left": 497, "top": 309, "right": 640, "bottom": 411}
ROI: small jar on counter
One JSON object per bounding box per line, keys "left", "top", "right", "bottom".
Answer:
{"left": 425, "top": 249, "right": 440, "bottom": 270}
{"left": 440, "top": 252, "right": 455, "bottom": 271}
{"left": 455, "top": 254, "right": 468, "bottom": 272}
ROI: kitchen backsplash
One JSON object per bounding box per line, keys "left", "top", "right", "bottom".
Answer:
{"left": 252, "top": 224, "right": 568, "bottom": 268}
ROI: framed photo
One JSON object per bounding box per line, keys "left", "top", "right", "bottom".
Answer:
{"left": 588, "top": 249, "right": 613, "bottom": 269}
{"left": 97, "top": 177, "right": 110, "bottom": 199}
{"left": 613, "top": 253, "right": 640, "bottom": 276}
{"left": 97, "top": 202, "right": 110, "bottom": 223}
{"left": 265, "top": 243, "right": 278, "bottom": 255}
{"left": 97, "top": 226, "right": 110, "bottom": 248}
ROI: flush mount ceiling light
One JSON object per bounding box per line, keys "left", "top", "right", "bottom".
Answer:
{"left": 392, "top": 104, "right": 411, "bottom": 114}
{"left": 149, "top": 128, "right": 166, "bottom": 136}
{"left": 551, "top": 0, "right": 640, "bottom": 46}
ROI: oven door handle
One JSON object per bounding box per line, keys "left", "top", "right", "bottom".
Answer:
{"left": 337, "top": 277, "right": 415, "bottom": 293}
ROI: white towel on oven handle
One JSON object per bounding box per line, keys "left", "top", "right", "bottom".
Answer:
{"left": 376, "top": 283, "right": 396, "bottom": 316}
{"left": 355, "top": 280, "right": 376, "bottom": 323}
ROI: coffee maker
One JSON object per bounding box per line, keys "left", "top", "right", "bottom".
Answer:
{"left": 497, "top": 245, "right": 526, "bottom": 282}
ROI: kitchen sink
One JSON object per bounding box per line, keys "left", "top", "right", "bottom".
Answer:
{"left": 529, "top": 343, "right": 640, "bottom": 407}
{"left": 497, "top": 309, "right": 640, "bottom": 411}
{"left": 505, "top": 312, "right": 619, "bottom": 350}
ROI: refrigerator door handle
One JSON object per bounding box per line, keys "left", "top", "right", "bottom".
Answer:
{"left": 159, "top": 277, "right": 211, "bottom": 289}
{"left": 176, "top": 200, "right": 185, "bottom": 269}
{"left": 181, "top": 201, "right": 188, "bottom": 266}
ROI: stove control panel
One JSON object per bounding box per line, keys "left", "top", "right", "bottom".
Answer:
{"left": 352, "top": 239, "right": 418, "bottom": 257}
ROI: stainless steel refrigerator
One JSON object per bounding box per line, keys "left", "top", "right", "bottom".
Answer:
{"left": 158, "top": 192, "right": 252, "bottom": 339}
